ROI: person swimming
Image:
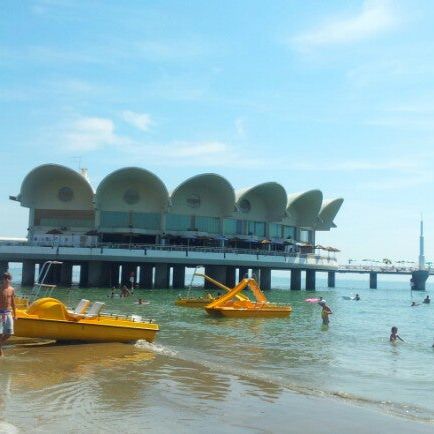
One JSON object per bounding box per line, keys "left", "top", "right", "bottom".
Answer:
{"left": 423, "top": 295, "right": 430, "bottom": 304}
{"left": 354, "top": 294, "right": 360, "bottom": 301}
{"left": 411, "top": 301, "right": 419, "bottom": 307}
{"left": 390, "top": 326, "right": 404, "bottom": 342}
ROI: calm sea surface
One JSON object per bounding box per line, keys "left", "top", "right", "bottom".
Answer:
{"left": 2, "top": 274, "right": 434, "bottom": 432}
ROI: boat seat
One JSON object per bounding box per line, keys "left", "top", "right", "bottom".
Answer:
{"left": 72, "top": 299, "right": 91, "bottom": 315}
{"left": 85, "top": 302, "right": 105, "bottom": 318}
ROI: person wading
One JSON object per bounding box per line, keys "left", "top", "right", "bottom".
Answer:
{"left": 0, "top": 272, "right": 16, "bottom": 356}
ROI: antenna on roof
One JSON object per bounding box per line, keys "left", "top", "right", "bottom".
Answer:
{"left": 73, "top": 156, "right": 82, "bottom": 171}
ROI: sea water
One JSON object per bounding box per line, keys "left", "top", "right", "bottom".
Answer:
{"left": 2, "top": 275, "right": 434, "bottom": 431}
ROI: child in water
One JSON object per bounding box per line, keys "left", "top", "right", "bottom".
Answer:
{"left": 390, "top": 326, "right": 404, "bottom": 342}
{"left": 319, "top": 301, "right": 332, "bottom": 325}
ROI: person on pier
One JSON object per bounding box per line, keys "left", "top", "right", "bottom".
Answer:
{"left": 0, "top": 272, "right": 16, "bottom": 356}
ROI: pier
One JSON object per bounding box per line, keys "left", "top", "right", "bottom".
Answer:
{"left": 0, "top": 241, "right": 338, "bottom": 290}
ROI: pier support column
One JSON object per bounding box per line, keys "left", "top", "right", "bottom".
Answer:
{"left": 0, "top": 261, "right": 8, "bottom": 276}
{"left": 21, "top": 260, "right": 35, "bottom": 287}
{"left": 306, "top": 269, "right": 316, "bottom": 290}
{"left": 87, "top": 261, "right": 110, "bottom": 287}
{"left": 44, "top": 263, "right": 61, "bottom": 285}
{"left": 139, "top": 264, "right": 153, "bottom": 289}
{"left": 109, "top": 263, "right": 120, "bottom": 287}
{"left": 204, "top": 265, "right": 226, "bottom": 289}
{"left": 79, "top": 263, "right": 89, "bottom": 287}
{"left": 251, "top": 267, "right": 260, "bottom": 281}
{"left": 290, "top": 269, "right": 301, "bottom": 290}
{"left": 260, "top": 268, "right": 272, "bottom": 290}
{"left": 172, "top": 265, "right": 186, "bottom": 289}
{"left": 369, "top": 272, "right": 377, "bottom": 289}
{"left": 154, "top": 264, "right": 169, "bottom": 289}
{"left": 225, "top": 266, "right": 236, "bottom": 288}
{"left": 327, "top": 271, "right": 336, "bottom": 288}
{"left": 59, "top": 262, "right": 73, "bottom": 287}
{"left": 238, "top": 266, "right": 249, "bottom": 280}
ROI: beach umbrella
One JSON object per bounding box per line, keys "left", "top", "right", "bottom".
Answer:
{"left": 46, "top": 228, "right": 63, "bottom": 235}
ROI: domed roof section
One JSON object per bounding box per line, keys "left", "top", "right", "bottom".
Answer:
{"left": 96, "top": 167, "right": 169, "bottom": 212}
{"left": 171, "top": 173, "right": 235, "bottom": 217}
{"left": 316, "top": 198, "right": 344, "bottom": 230}
{"left": 285, "top": 189, "right": 323, "bottom": 228}
{"left": 19, "top": 164, "right": 94, "bottom": 210}
{"left": 236, "top": 182, "right": 287, "bottom": 221}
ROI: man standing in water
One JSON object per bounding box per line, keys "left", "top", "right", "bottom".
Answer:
{"left": 0, "top": 272, "right": 16, "bottom": 356}
{"left": 319, "top": 300, "right": 332, "bottom": 325}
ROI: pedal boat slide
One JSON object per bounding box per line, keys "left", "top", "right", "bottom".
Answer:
{"left": 175, "top": 270, "right": 250, "bottom": 307}
{"left": 205, "top": 277, "right": 292, "bottom": 318}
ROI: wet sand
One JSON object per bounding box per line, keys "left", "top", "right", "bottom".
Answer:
{"left": 0, "top": 342, "right": 433, "bottom": 434}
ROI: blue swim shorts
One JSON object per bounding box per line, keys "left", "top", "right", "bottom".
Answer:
{"left": 0, "top": 311, "right": 14, "bottom": 335}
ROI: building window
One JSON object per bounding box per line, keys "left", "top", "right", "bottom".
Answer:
{"left": 196, "top": 216, "right": 220, "bottom": 234}
{"left": 283, "top": 225, "right": 295, "bottom": 239}
{"left": 123, "top": 188, "right": 140, "bottom": 205}
{"left": 238, "top": 199, "right": 251, "bottom": 213}
{"left": 186, "top": 194, "right": 201, "bottom": 209}
{"left": 166, "top": 214, "right": 191, "bottom": 231}
{"left": 58, "top": 187, "right": 74, "bottom": 202}
{"left": 223, "top": 219, "right": 237, "bottom": 235}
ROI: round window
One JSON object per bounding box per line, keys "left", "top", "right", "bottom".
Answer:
{"left": 123, "top": 188, "right": 140, "bottom": 205}
{"left": 186, "top": 194, "right": 201, "bottom": 208}
{"left": 58, "top": 186, "right": 74, "bottom": 202}
{"left": 239, "top": 199, "right": 251, "bottom": 213}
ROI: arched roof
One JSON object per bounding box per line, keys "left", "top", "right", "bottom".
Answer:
{"left": 235, "top": 182, "right": 287, "bottom": 221}
{"left": 96, "top": 167, "right": 169, "bottom": 212}
{"left": 19, "top": 164, "right": 94, "bottom": 210}
{"left": 316, "top": 198, "right": 344, "bottom": 230}
{"left": 170, "top": 173, "right": 235, "bottom": 217}
{"left": 285, "top": 189, "right": 323, "bottom": 228}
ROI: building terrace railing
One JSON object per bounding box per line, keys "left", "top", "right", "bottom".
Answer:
{"left": 0, "top": 240, "right": 338, "bottom": 263}
{"left": 338, "top": 264, "right": 420, "bottom": 273}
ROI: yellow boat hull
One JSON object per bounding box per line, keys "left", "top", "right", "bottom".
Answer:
{"left": 15, "top": 297, "right": 159, "bottom": 344}
{"left": 15, "top": 317, "right": 159, "bottom": 343}
{"left": 205, "top": 306, "right": 292, "bottom": 318}
{"left": 175, "top": 298, "right": 215, "bottom": 308}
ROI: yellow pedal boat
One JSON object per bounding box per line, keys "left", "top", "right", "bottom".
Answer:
{"left": 15, "top": 297, "right": 159, "bottom": 343}
{"left": 175, "top": 294, "right": 215, "bottom": 307}
{"left": 205, "top": 277, "right": 292, "bottom": 318}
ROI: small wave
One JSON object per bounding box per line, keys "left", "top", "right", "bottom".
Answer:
{"left": 131, "top": 344, "right": 434, "bottom": 423}
{"left": 0, "top": 421, "right": 19, "bottom": 434}
{"left": 135, "top": 340, "right": 178, "bottom": 357}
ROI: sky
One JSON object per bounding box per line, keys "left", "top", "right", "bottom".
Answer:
{"left": 2, "top": 0, "right": 434, "bottom": 264}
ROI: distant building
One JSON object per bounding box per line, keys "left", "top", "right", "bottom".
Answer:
{"left": 11, "top": 164, "right": 343, "bottom": 249}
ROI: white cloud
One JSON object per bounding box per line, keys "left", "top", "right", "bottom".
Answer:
{"left": 63, "top": 116, "right": 129, "bottom": 151}
{"left": 292, "top": 0, "right": 398, "bottom": 50}
{"left": 121, "top": 110, "right": 152, "bottom": 131}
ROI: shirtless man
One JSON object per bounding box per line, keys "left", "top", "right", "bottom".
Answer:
{"left": 0, "top": 272, "right": 16, "bottom": 356}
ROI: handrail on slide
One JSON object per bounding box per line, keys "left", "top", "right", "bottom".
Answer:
{"left": 193, "top": 272, "right": 249, "bottom": 301}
